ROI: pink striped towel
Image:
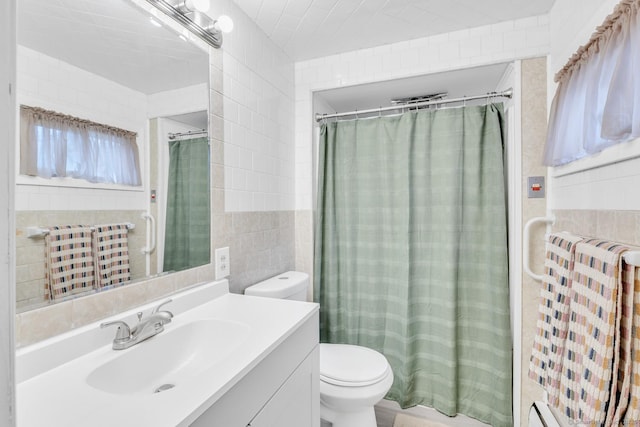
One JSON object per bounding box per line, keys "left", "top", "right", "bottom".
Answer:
{"left": 45, "top": 225, "right": 95, "bottom": 300}
{"left": 92, "top": 224, "right": 131, "bottom": 289}
{"left": 558, "top": 239, "right": 629, "bottom": 425}
{"left": 529, "top": 232, "right": 583, "bottom": 407}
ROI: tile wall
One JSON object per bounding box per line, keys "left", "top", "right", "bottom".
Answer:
{"left": 217, "top": 0, "right": 296, "bottom": 213}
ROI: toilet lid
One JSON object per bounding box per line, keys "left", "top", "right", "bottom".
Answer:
{"left": 320, "top": 344, "right": 390, "bottom": 387}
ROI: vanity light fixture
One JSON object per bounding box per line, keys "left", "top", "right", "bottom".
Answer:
{"left": 175, "top": 0, "right": 210, "bottom": 13}
{"left": 213, "top": 15, "right": 234, "bottom": 33}
{"left": 144, "top": 0, "right": 233, "bottom": 48}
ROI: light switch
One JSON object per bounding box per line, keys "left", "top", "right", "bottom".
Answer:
{"left": 527, "top": 176, "right": 545, "bottom": 198}
{"left": 215, "top": 247, "right": 230, "bottom": 280}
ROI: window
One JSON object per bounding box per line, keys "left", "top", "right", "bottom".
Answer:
{"left": 20, "top": 105, "right": 141, "bottom": 186}
{"left": 544, "top": 1, "right": 640, "bottom": 167}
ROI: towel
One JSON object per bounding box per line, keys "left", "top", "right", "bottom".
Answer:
{"left": 621, "top": 263, "right": 640, "bottom": 426}
{"left": 605, "top": 258, "right": 640, "bottom": 426}
{"left": 92, "top": 223, "right": 131, "bottom": 289}
{"left": 558, "top": 239, "right": 629, "bottom": 425}
{"left": 45, "top": 225, "right": 95, "bottom": 300}
{"left": 529, "top": 232, "right": 583, "bottom": 407}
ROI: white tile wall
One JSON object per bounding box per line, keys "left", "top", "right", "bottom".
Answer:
{"left": 294, "top": 15, "right": 551, "bottom": 210}
{"left": 209, "top": 0, "right": 296, "bottom": 213}
{"left": 16, "top": 45, "right": 148, "bottom": 211}
{"left": 548, "top": 0, "right": 640, "bottom": 211}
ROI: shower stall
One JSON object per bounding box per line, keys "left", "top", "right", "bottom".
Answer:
{"left": 311, "top": 61, "right": 529, "bottom": 427}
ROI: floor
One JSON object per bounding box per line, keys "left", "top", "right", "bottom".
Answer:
{"left": 320, "top": 400, "right": 490, "bottom": 427}
{"left": 374, "top": 400, "right": 490, "bottom": 427}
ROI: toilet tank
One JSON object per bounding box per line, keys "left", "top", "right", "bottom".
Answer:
{"left": 244, "top": 271, "right": 310, "bottom": 301}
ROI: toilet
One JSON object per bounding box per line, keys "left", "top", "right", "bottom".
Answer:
{"left": 244, "top": 271, "right": 394, "bottom": 427}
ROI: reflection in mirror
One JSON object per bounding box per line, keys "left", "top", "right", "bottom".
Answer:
{"left": 15, "top": 0, "right": 210, "bottom": 311}
{"left": 150, "top": 112, "right": 210, "bottom": 275}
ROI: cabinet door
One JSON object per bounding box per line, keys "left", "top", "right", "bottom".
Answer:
{"left": 248, "top": 348, "right": 319, "bottom": 427}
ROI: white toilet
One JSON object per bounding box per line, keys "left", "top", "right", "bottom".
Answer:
{"left": 244, "top": 271, "right": 394, "bottom": 427}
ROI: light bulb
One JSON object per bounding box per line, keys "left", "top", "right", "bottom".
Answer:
{"left": 216, "top": 15, "right": 234, "bottom": 33}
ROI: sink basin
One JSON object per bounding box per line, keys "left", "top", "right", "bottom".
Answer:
{"left": 86, "top": 318, "right": 250, "bottom": 395}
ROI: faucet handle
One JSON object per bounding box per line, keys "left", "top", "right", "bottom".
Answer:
{"left": 100, "top": 320, "right": 132, "bottom": 341}
{"left": 152, "top": 298, "right": 173, "bottom": 314}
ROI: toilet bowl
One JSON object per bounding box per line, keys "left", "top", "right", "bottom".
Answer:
{"left": 319, "top": 343, "right": 394, "bottom": 427}
{"left": 244, "top": 272, "right": 394, "bottom": 427}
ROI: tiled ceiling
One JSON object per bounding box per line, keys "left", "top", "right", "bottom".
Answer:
{"left": 17, "top": 0, "right": 209, "bottom": 94}
{"left": 231, "top": 0, "right": 557, "bottom": 61}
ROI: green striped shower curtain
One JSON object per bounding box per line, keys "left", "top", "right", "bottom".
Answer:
{"left": 314, "top": 104, "right": 512, "bottom": 427}
{"left": 163, "top": 137, "right": 210, "bottom": 272}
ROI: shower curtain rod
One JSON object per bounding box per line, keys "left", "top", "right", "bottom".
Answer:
{"left": 168, "top": 129, "right": 207, "bottom": 140}
{"left": 315, "top": 88, "right": 513, "bottom": 122}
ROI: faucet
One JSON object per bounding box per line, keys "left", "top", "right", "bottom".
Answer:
{"left": 101, "top": 299, "right": 174, "bottom": 350}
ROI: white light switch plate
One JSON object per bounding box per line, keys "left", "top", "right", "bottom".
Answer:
{"left": 215, "top": 247, "right": 230, "bottom": 280}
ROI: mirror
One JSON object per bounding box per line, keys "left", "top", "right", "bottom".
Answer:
{"left": 15, "top": 0, "right": 210, "bottom": 311}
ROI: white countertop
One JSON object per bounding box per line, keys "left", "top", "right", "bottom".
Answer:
{"left": 16, "top": 280, "right": 319, "bottom": 427}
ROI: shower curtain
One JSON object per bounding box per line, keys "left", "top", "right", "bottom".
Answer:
{"left": 163, "top": 137, "right": 210, "bottom": 272}
{"left": 314, "top": 104, "right": 512, "bottom": 427}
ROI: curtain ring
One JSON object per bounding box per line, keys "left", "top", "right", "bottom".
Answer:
{"left": 463, "top": 97, "right": 467, "bottom": 107}
{"left": 378, "top": 106, "right": 382, "bottom": 118}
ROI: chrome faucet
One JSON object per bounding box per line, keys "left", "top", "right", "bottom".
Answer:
{"left": 101, "top": 299, "right": 174, "bottom": 350}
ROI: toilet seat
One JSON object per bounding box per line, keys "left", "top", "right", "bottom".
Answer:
{"left": 320, "top": 344, "right": 391, "bottom": 387}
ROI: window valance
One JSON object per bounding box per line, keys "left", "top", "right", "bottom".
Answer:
{"left": 543, "top": 0, "right": 640, "bottom": 166}
{"left": 20, "top": 105, "right": 142, "bottom": 186}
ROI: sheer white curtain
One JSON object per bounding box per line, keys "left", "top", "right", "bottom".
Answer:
{"left": 20, "top": 106, "right": 141, "bottom": 186}
{"left": 544, "top": 0, "right": 640, "bottom": 166}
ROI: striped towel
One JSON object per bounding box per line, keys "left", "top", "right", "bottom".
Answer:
{"left": 93, "top": 224, "right": 131, "bottom": 289}
{"left": 529, "top": 232, "right": 583, "bottom": 407}
{"left": 611, "top": 259, "right": 636, "bottom": 426}
{"left": 621, "top": 263, "right": 640, "bottom": 426}
{"left": 558, "top": 239, "right": 629, "bottom": 425}
{"left": 45, "top": 225, "right": 95, "bottom": 300}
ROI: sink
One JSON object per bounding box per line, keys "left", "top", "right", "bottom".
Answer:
{"left": 86, "top": 318, "right": 250, "bottom": 395}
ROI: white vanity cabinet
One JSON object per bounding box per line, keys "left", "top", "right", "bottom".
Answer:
{"left": 190, "top": 308, "right": 320, "bottom": 427}
{"left": 16, "top": 281, "right": 320, "bottom": 427}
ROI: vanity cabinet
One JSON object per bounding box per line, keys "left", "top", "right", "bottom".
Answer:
{"left": 16, "top": 281, "right": 320, "bottom": 427}
{"left": 190, "top": 309, "right": 319, "bottom": 427}
{"left": 248, "top": 347, "right": 318, "bottom": 427}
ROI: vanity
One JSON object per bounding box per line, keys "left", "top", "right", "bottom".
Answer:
{"left": 16, "top": 280, "right": 320, "bottom": 426}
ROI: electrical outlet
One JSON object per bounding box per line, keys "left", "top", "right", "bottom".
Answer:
{"left": 215, "top": 247, "right": 230, "bottom": 280}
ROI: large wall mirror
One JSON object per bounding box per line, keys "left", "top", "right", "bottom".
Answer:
{"left": 15, "top": 0, "right": 211, "bottom": 311}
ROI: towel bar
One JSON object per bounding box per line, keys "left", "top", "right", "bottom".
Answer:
{"left": 27, "top": 223, "right": 135, "bottom": 238}
{"left": 523, "top": 216, "right": 555, "bottom": 282}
